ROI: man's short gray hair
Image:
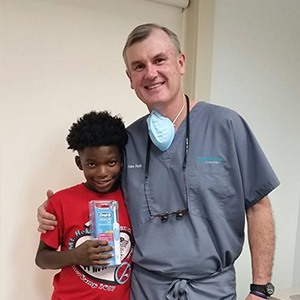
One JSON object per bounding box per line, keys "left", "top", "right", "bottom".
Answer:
{"left": 122, "top": 23, "right": 182, "bottom": 67}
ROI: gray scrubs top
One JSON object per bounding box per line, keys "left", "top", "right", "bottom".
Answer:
{"left": 122, "top": 102, "right": 279, "bottom": 298}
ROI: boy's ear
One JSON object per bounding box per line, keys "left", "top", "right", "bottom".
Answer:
{"left": 75, "top": 155, "right": 83, "bottom": 170}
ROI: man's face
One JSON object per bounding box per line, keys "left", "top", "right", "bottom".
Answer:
{"left": 75, "top": 146, "right": 123, "bottom": 194}
{"left": 125, "top": 29, "right": 185, "bottom": 111}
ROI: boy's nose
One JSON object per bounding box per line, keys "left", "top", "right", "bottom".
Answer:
{"left": 97, "top": 166, "right": 108, "bottom": 177}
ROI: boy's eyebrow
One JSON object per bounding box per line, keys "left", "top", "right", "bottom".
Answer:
{"left": 84, "top": 158, "right": 96, "bottom": 162}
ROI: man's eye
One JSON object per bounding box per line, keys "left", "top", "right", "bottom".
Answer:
{"left": 87, "top": 163, "right": 95, "bottom": 168}
{"left": 155, "top": 58, "right": 165, "bottom": 64}
{"left": 134, "top": 64, "right": 144, "bottom": 71}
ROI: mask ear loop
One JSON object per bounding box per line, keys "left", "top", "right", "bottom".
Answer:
{"left": 144, "top": 135, "right": 153, "bottom": 217}
{"left": 182, "top": 94, "right": 190, "bottom": 220}
{"left": 145, "top": 136, "right": 151, "bottom": 179}
{"left": 183, "top": 94, "right": 190, "bottom": 171}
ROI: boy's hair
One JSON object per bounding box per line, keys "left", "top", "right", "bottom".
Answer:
{"left": 66, "top": 111, "right": 128, "bottom": 152}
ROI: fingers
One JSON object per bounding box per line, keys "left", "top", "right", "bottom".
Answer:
{"left": 37, "top": 224, "right": 56, "bottom": 233}
{"left": 93, "top": 258, "right": 112, "bottom": 266}
{"left": 46, "top": 189, "right": 54, "bottom": 199}
{"left": 74, "top": 240, "right": 114, "bottom": 266}
{"left": 90, "top": 240, "right": 114, "bottom": 252}
{"left": 37, "top": 226, "right": 47, "bottom": 234}
{"left": 93, "top": 251, "right": 114, "bottom": 266}
{"left": 94, "top": 241, "right": 114, "bottom": 265}
{"left": 36, "top": 200, "right": 57, "bottom": 233}
{"left": 37, "top": 208, "right": 57, "bottom": 221}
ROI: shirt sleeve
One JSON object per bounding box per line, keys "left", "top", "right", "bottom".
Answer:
{"left": 40, "top": 196, "right": 63, "bottom": 250}
{"left": 229, "top": 113, "right": 280, "bottom": 209}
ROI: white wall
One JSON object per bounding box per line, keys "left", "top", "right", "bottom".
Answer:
{"left": 209, "top": 0, "right": 300, "bottom": 297}
{"left": 0, "top": 0, "right": 184, "bottom": 299}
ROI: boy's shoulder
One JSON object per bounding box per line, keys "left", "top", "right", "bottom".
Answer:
{"left": 54, "top": 183, "right": 83, "bottom": 194}
{"left": 50, "top": 183, "right": 84, "bottom": 202}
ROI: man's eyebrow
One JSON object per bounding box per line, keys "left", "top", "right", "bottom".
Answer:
{"left": 153, "top": 52, "right": 167, "bottom": 59}
{"left": 130, "top": 60, "right": 143, "bottom": 67}
{"left": 129, "top": 52, "right": 167, "bottom": 67}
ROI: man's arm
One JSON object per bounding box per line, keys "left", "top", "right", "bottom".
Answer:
{"left": 245, "top": 196, "right": 275, "bottom": 299}
{"left": 37, "top": 190, "right": 57, "bottom": 233}
{"left": 35, "top": 240, "right": 113, "bottom": 270}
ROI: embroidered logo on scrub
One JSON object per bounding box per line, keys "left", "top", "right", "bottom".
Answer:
{"left": 197, "top": 156, "right": 225, "bottom": 164}
{"left": 127, "top": 164, "right": 142, "bottom": 169}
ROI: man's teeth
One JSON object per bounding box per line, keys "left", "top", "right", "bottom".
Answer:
{"left": 147, "top": 83, "right": 162, "bottom": 90}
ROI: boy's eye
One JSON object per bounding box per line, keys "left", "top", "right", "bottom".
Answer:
{"left": 86, "top": 163, "right": 95, "bottom": 168}
{"left": 108, "top": 160, "right": 117, "bottom": 166}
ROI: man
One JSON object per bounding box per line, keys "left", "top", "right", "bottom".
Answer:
{"left": 38, "top": 23, "right": 279, "bottom": 299}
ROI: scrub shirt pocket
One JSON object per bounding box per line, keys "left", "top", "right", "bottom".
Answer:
{"left": 187, "top": 168, "right": 235, "bottom": 217}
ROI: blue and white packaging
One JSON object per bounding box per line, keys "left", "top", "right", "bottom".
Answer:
{"left": 89, "top": 200, "right": 121, "bottom": 266}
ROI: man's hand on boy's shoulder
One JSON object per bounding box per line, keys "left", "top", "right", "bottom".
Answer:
{"left": 37, "top": 190, "right": 57, "bottom": 233}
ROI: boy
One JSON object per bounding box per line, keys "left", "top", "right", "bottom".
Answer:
{"left": 35, "top": 111, "right": 133, "bottom": 300}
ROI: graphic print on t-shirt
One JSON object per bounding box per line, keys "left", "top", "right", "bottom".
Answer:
{"left": 69, "top": 222, "right": 132, "bottom": 290}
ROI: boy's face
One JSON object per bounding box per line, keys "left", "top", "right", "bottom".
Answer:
{"left": 75, "top": 146, "right": 123, "bottom": 194}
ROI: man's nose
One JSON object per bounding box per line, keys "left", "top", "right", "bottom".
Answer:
{"left": 145, "top": 64, "right": 158, "bottom": 79}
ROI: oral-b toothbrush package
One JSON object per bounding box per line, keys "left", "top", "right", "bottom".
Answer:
{"left": 89, "top": 200, "right": 121, "bottom": 266}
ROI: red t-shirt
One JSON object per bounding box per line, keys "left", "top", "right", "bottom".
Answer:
{"left": 41, "top": 184, "right": 133, "bottom": 300}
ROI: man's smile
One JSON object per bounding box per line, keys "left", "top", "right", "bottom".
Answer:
{"left": 145, "top": 82, "right": 164, "bottom": 90}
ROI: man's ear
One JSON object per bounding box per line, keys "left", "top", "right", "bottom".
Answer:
{"left": 126, "top": 70, "right": 134, "bottom": 89}
{"left": 178, "top": 53, "right": 186, "bottom": 75}
{"left": 75, "top": 156, "right": 83, "bottom": 170}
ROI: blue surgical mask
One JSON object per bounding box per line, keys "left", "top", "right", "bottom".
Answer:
{"left": 146, "top": 110, "right": 175, "bottom": 151}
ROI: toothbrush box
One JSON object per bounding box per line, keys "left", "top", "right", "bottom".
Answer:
{"left": 89, "top": 200, "right": 121, "bottom": 266}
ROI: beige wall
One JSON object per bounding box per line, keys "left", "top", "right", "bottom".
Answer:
{"left": 184, "top": 0, "right": 300, "bottom": 297}
{"left": 210, "top": 0, "right": 300, "bottom": 296}
{"left": 1, "top": 0, "right": 299, "bottom": 299}
{"left": 0, "top": 1, "right": 184, "bottom": 299}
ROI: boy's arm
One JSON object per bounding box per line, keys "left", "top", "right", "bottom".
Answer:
{"left": 35, "top": 240, "right": 114, "bottom": 269}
